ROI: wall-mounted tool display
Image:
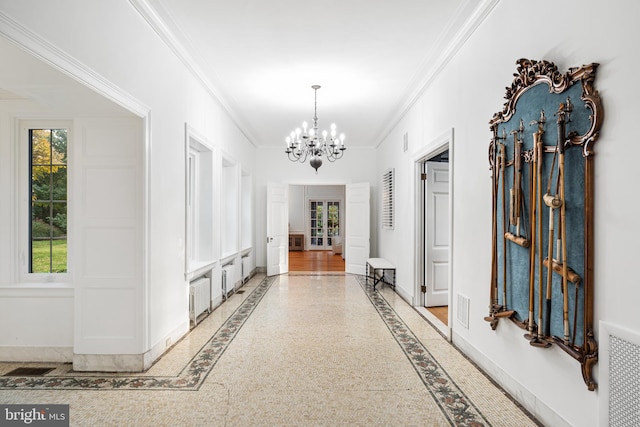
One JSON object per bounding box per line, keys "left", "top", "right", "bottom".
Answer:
{"left": 484, "top": 59, "right": 603, "bottom": 391}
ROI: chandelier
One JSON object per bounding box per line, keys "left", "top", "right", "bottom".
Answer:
{"left": 285, "top": 85, "right": 346, "bottom": 172}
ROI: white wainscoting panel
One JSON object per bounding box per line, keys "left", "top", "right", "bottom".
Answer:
{"left": 84, "top": 167, "right": 137, "bottom": 219}
{"left": 73, "top": 118, "right": 144, "bottom": 368}
{"left": 82, "top": 227, "right": 137, "bottom": 278}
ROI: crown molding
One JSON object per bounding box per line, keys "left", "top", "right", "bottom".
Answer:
{"left": 0, "top": 10, "right": 150, "bottom": 117}
{"left": 375, "top": 0, "right": 501, "bottom": 148}
{"left": 129, "top": 0, "right": 259, "bottom": 148}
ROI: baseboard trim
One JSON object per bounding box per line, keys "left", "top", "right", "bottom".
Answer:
{"left": 144, "top": 320, "right": 190, "bottom": 369}
{"left": 0, "top": 346, "right": 73, "bottom": 363}
{"left": 452, "top": 331, "right": 570, "bottom": 427}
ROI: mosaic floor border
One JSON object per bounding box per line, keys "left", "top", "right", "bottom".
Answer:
{"left": 355, "top": 275, "right": 491, "bottom": 427}
{"left": 0, "top": 276, "right": 276, "bottom": 391}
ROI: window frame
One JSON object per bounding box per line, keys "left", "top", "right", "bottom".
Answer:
{"left": 308, "top": 199, "right": 341, "bottom": 249}
{"left": 184, "top": 125, "right": 216, "bottom": 280}
{"left": 19, "top": 120, "right": 72, "bottom": 283}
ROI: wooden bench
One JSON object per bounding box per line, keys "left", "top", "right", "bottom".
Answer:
{"left": 366, "top": 258, "right": 396, "bottom": 290}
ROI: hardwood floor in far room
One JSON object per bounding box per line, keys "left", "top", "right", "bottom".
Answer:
{"left": 427, "top": 306, "right": 448, "bottom": 326}
{"left": 289, "top": 250, "right": 345, "bottom": 272}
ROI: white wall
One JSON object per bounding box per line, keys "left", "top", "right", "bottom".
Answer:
{"left": 376, "top": 1, "right": 640, "bottom": 425}
{"left": 288, "top": 185, "right": 305, "bottom": 233}
{"left": 0, "top": 0, "right": 256, "bottom": 369}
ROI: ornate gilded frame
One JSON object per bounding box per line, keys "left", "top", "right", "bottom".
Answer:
{"left": 485, "top": 59, "right": 603, "bottom": 390}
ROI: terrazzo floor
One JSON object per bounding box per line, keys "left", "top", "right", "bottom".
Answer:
{"left": 0, "top": 274, "right": 541, "bottom": 426}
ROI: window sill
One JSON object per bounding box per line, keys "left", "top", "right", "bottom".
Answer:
{"left": 220, "top": 252, "right": 237, "bottom": 265}
{"left": 185, "top": 260, "right": 217, "bottom": 281}
{"left": 0, "top": 282, "right": 74, "bottom": 297}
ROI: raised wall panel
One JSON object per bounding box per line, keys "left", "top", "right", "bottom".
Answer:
{"left": 82, "top": 121, "right": 138, "bottom": 158}
{"left": 84, "top": 167, "right": 137, "bottom": 219}
{"left": 0, "top": 288, "right": 74, "bottom": 349}
{"left": 82, "top": 288, "right": 136, "bottom": 341}
{"left": 82, "top": 227, "right": 137, "bottom": 278}
{"left": 73, "top": 118, "right": 144, "bottom": 364}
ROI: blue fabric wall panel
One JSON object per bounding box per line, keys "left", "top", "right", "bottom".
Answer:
{"left": 494, "top": 82, "right": 587, "bottom": 346}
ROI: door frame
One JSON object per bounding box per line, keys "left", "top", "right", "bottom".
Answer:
{"left": 268, "top": 182, "right": 370, "bottom": 274}
{"left": 412, "top": 129, "right": 454, "bottom": 340}
{"left": 266, "top": 182, "right": 289, "bottom": 276}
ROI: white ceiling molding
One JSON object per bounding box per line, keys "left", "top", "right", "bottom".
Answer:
{"left": 129, "top": 0, "right": 259, "bottom": 148}
{"left": 375, "top": 0, "right": 501, "bottom": 148}
{"left": 0, "top": 10, "right": 150, "bottom": 118}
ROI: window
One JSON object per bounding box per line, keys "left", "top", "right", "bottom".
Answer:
{"left": 382, "top": 168, "right": 394, "bottom": 229}
{"left": 327, "top": 201, "right": 339, "bottom": 243}
{"left": 185, "top": 127, "right": 215, "bottom": 275}
{"left": 29, "top": 128, "right": 68, "bottom": 273}
{"left": 310, "top": 201, "right": 324, "bottom": 247}
{"left": 309, "top": 200, "right": 340, "bottom": 249}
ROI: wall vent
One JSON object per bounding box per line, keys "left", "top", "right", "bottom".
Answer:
{"left": 456, "top": 293, "right": 469, "bottom": 329}
{"left": 382, "top": 168, "right": 394, "bottom": 230}
{"left": 600, "top": 321, "right": 640, "bottom": 427}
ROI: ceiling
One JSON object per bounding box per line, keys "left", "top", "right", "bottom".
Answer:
{"left": 0, "top": 1, "right": 488, "bottom": 147}
{"left": 147, "top": 0, "right": 483, "bottom": 148}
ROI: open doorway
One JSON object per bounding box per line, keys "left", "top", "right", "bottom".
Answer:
{"left": 414, "top": 130, "right": 453, "bottom": 338}
{"left": 422, "top": 153, "right": 449, "bottom": 321}
{"left": 288, "top": 185, "right": 345, "bottom": 272}
{"left": 267, "top": 182, "right": 370, "bottom": 276}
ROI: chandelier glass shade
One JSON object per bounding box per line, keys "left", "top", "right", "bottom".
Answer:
{"left": 285, "top": 85, "right": 346, "bottom": 172}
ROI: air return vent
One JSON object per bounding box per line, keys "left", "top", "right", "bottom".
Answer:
{"left": 456, "top": 293, "right": 469, "bottom": 329}
{"left": 600, "top": 321, "right": 640, "bottom": 427}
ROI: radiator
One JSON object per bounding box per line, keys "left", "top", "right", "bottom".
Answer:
{"left": 222, "top": 264, "right": 235, "bottom": 300}
{"left": 189, "top": 277, "right": 211, "bottom": 326}
{"left": 241, "top": 256, "right": 250, "bottom": 283}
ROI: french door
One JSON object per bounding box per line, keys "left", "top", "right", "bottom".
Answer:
{"left": 309, "top": 200, "right": 340, "bottom": 249}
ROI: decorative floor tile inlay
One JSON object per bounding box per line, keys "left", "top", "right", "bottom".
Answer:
{"left": 1, "top": 273, "right": 492, "bottom": 427}
{"left": 355, "top": 275, "right": 491, "bottom": 427}
{"left": 0, "top": 276, "right": 275, "bottom": 391}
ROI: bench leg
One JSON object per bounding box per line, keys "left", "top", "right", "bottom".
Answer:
{"left": 373, "top": 272, "right": 382, "bottom": 290}
{"left": 372, "top": 268, "right": 396, "bottom": 291}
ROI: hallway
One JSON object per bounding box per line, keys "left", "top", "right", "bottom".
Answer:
{"left": 0, "top": 274, "right": 539, "bottom": 426}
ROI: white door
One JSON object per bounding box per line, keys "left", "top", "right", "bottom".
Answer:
{"left": 425, "top": 161, "right": 449, "bottom": 307}
{"left": 345, "top": 182, "right": 370, "bottom": 275}
{"left": 267, "top": 182, "right": 288, "bottom": 276}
